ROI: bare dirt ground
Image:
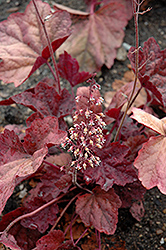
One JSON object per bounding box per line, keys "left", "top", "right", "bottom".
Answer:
{"left": 0, "top": 0, "right": 166, "bottom": 249}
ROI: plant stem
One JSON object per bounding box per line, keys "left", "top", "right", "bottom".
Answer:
{"left": 64, "top": 214, "right": 78, "bottom": 236}
{"left": 4, "top": 186, "right": 77, "bottom": 233}
{"left": 43, "top": 160, "right": 61, "bottom": 170}
{"left": 128, "top": 86, "right": 142, "bottom": 109}
{"left": 50, "top": 193, "right": 79, "bottom": 231}
{"left": 4, "top": 193, "right": 66, "bottom": 233}
{"left": 74, "top": 227, "right": 89, "bottom": 246}
{"left": 46, "top": 61, "right": 59, "bottom": 90}
{"left": 114, "top": 0, "right": 140, "bottom": 142}
{"left": 32, "top": 0, "right": 61, "bottom": 93}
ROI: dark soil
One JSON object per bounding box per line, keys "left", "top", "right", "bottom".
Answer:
{"left": 0, "top": 0, "right": 166, "bottom": 250}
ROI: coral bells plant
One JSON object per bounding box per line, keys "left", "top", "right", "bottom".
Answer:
{"left": 0, "top": 0, "right": 166, "bottom": 249}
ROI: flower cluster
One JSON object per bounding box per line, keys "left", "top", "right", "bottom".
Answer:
{"left": 62, "top": 83, "right": 106, "bottom": 171}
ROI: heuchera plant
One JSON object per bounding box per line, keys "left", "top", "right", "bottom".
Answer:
{"left": 0, "top": 0, "right": 165, "bottom": 249}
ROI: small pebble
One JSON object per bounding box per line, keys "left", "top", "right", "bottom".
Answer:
{"left": 15, "top": 1, "right": 20, "bottom": 6}
{"left": 98, "top": 77, "right": 104, "bottom": 83}
{"left": 156, "top": 229, "right": 163, "bottom": 235}
{"left": 116, "top": 46, "right": 127, "bottom": 61}
{"left": 162, "top": 208, "right": 166, "bottom": 214}
{"left": 160, "top": 237, "right": 164, "bottom": 244}
{"left": 135, "top": 223, "right": 142, "bottom": 228}
{"left": 19, "top": 188, "right": 27, "bottom": 198}
{"left": 19, "top": 184, "right": 24, "bottom": 190}
{"left": 123, "top": 42, "right": 132, "bottom": 51}
{"left": 156, "top": 221, "right": 161, "bottom": 225}
{"left": 112, "top": 69, "right": 117, "bottom": 74}
{"left": 162, "top": 224, "right": 166, "bottom": 231}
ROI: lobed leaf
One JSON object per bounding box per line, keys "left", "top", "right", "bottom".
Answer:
{"left": 56, "top": 1, "right": 129, "bottom": 72}
{"left": 0, "top": 207, "right": 41, "bottom": 250}
{"left": 0, "top": 129, "right": 27, "bottom": 165}
{"left": 21, "top": 197, "right": 59, "bottom": 233}
{"left": 76, "top": 186, "right": 121, "bottom": 234}
{"left": 0, "top": 116, "right": 66, "bottom": 214}
{"left": 84, "top": 142, "right": 137, "bottom": 191}
{"left": 128, "top": 37, "right": 166, "bottom": 106}
{"left": 35, "top": 230, "right": 64, "bottom": 250}
{"left": 134, "top": 135, "right": 166, "bottom": 194}
{"left": 0, "top": 0, "right": 71, "bottom": 86}
{"left": 0, "top": 82, "right": 75, "bottom": 122}
{"left": 0, "top": 146, "right": 48, "bottom": 214}
{"left": 129, "top": 200, "right": 145, "bottom": 222}
{"left": 114, "top": 181, "right": 146, "bottom": 208}
{"left": 23, "top": 116, "right": 67, "bottom": 155}
{"left": 25, "top": 162, "right": 72, "bottom": 203}
{"left": 58, "top": 51, "right": 92, "bottom": 87}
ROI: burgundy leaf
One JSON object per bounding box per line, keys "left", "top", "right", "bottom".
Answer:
{"left": 128, "top": 37, "right": 166, "bottom": 106}
{"left": 0, "top": 0, "right": 71, "bottom": 86}
{"left": 119, "top": 115, "right": 143, "bottom": 141}
{"left": 0, "top": 208, "right": 41, "bottom": 250}
{"left": 26, "top": 161, "right": 72, "bottom": 203}
{"left": 84, "top": 142, "right": 137, "bottom": 191}
{"left": 76, "top": 186, "right": 121, "bottom": 234}
{"left": 23, "top": 116, "right": 67, "bottom": 155}
{"left": 56, "top": 1, "right": 130, "bottom": 72}
{"left": 114, "top": 181, "right": 146, "bottom": 208}
{"left": 123, "top": 135, "right": 148, "bottom": 162}
{"left": 130, "top": 200, "right": 145, "bottom": 222}
{"left": 0, "top": 82, "right": 75, "bottom": 120}
{"left": 35, "top": 230, "right": 64, "bottom": 250}
{"left": 58, "top": 51, "right": 92, "bottom": 87}
{"left": 134, "top": 135, "right": 166, "bottom": 195}
{"left": 21, "top": 197, "right": 59, "bottom": 233}
{"left": 0, "top": 129, "right": 27, "bottom": 165}
{"left": 0, "top": 208, "right": 26, "bottom": 231}
{"left": 4, "top": 124, "right": 26, "bottom": 141}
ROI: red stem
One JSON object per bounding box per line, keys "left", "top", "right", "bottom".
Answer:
{"left": 32, "top": 0, "right": 61, "bottom": 93}
{"left": 50, "top": 193, "right": 79, "bottom": 231}
{"left": 4, "top": 193, "right": 66, "bottom": 233}
{"left": 64, "top": 214, "right": 78, "bottom": 236}
{"left": 74, "top": 227, "right": 90, "bottom": 246}
{"left": 43, "top": 160, "right": 61, "bottom": 170}
{"left": 114, "top": 0, "right": 140, "bottom": 142}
